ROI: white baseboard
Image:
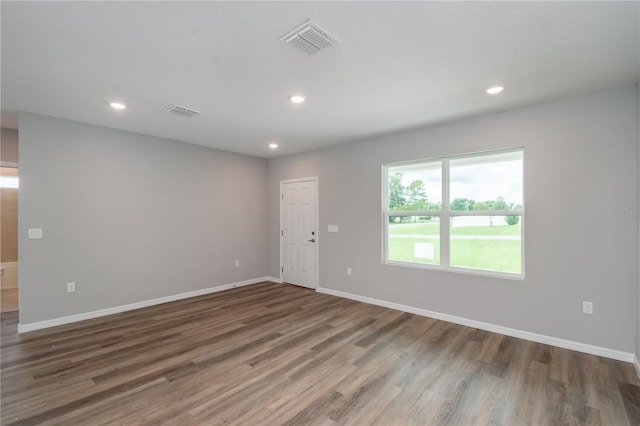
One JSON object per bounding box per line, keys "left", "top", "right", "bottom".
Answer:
{"left": 17, "top": 279, "right": 637, "bottom": 367}
{"left": 316, "top": 286, "right": 635, "bottom": 364}
{"left": 18, "top": 277, "right": 269, "bottom": 333}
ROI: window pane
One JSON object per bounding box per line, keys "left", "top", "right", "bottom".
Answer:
{"left": 450, "top": 215, "right": 521, "bottom": 274}
{"left": 388, "top": 215, "right": 440, "bottom": 265}
{"left": 450, "top": 150, "right": 522, "bottom": 211}
{"left": 387, "top": 161, "right": 441, "bottom": 212}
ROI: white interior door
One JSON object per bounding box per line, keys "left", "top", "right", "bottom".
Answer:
{"left": 282, "top": 179, "right": 317, "bottom": 289}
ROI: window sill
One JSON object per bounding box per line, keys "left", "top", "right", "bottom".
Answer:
{"left": 383, "top": 260, "right": 525, "bottom": 281}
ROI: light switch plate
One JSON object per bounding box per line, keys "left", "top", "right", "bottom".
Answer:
{"left": 28, "top": 228, "right": 43, "bottom": 239}
{"left": 328, "top": 225, "right": 339, "bottom": 233}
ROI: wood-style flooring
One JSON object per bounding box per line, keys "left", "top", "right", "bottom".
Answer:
{"left": 1, "top": 282, "right": 639, "bottom": 425}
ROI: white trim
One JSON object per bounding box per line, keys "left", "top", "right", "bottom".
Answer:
{"left": 384, "top": 259, "right": 525, "bottom": 281}
{"left": 381, "top": 165, "right": 388, "bottom": 264}
{"left": 280, "top": 176, "right": 318, "bottom": 185}
{"left": 441, "top": 158, "right": 450, "bottom": 268}
{"left": 17, "top": 277, "right": 268, "bottom": 333}
{"left": 316, "top": 286, "right": 635, "bottom": 363}
{"left": 266, "top": 276, "right": 283, "bottom": 283}
{"left": 279, "top": 176, "right": 319, "bottom": 290}
{"left": 634, "top": 354, "right": 640, "bottom": 379}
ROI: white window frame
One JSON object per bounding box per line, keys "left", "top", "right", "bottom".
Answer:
{"left": 383, "top": 147, "right": 524, "bottom": 280}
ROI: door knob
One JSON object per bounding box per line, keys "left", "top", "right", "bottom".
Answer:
{"left": 308, "top": 239, "right": 315, "bottom": 243}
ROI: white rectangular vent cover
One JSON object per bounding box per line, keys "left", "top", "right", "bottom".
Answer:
{"left": 163, "top": 104, "right": 200, "bottom": 117}
{"left": 281, "top": 20, "right": 338, "bottom": 55}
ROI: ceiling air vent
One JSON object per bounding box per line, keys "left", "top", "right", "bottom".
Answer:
{"left": 163, "top": 104, "right": 200, "bottom": 117}
{"left": 281, "top": 20, "right": 338, "bottom": 55}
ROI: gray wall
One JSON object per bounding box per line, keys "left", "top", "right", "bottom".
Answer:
{"left": 19, "top": 112, "right": 268, "bottom": 324}
{"left": 268, "top": 86, "right": 638, "bottom": 353}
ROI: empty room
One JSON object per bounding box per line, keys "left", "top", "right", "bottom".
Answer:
{"left": 1, "top": 1, "right": 639, "bottom": 425}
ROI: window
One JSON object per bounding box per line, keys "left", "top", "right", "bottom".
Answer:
{"left": 384, "top": 148, "right": 523, "bottom": 277}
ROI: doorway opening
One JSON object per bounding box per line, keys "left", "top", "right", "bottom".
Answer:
{"left": 1, "top": 163, "right": 19, "bottom": 313}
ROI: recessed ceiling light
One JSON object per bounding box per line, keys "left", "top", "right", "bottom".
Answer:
{"left": 109, "top": 102, "right": 127, "bottom": 110}
{"left": 486, "top": 86, "right": 504, "bottom": 95}
{"left": 289, "top": 95, "right": 305, "bottom": 104}
{"left": 269, "top": 143, "right": 279, "bottom": 149}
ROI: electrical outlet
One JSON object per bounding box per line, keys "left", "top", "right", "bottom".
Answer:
{"left": 235, "top": 260, "right": 240, "bottom": 268}
{"left": 583, "top": 301, "right": 593, "bottom": 314}
{"left": 28, "top": 228, "right": 43, "bottom": 239}
{"left": 67, "top": 282, "right": 76, "bottom": 293}
{"left": 347, "top": 267, "right": 352, "bottom": 276}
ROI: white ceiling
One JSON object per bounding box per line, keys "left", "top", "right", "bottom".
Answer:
{"left": 2, "top": 1, "right": 639, "bottom": 158}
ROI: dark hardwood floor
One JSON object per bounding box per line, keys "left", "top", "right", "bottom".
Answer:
{"left": 1, "top": 282, "right": 639, "bottom": 425}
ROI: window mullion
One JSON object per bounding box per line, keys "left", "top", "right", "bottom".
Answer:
{"left": 441, "top": 158, "right": 450, "bottom": 268}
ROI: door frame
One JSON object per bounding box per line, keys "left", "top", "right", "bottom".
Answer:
{"left": 280, "top": 176, "right": 319, "bottom": 289}
{"left": 1, "top": 161, "right": 19, "bottom": 315}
